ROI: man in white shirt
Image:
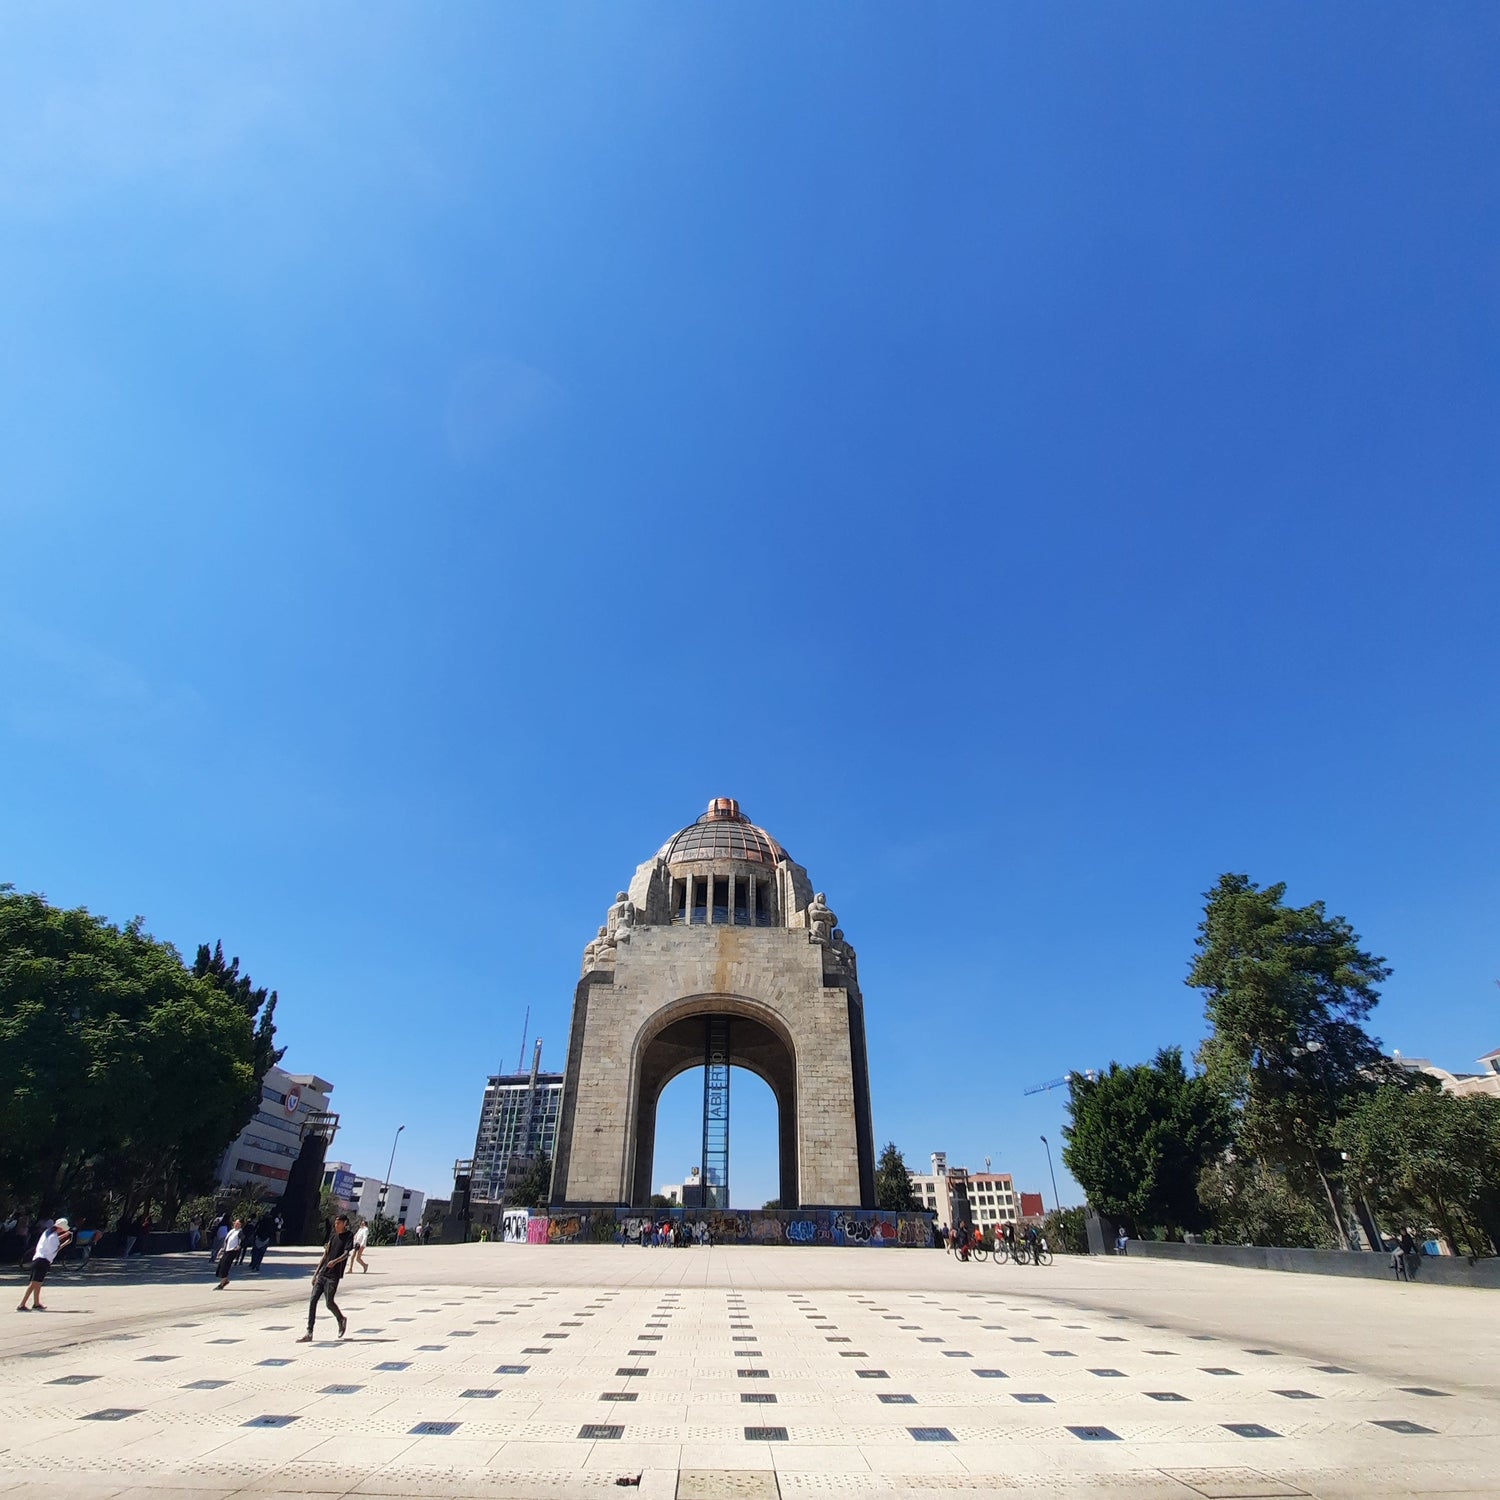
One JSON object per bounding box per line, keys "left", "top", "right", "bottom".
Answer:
{"left": 215, "top": 1219, "right": 243, "bottom": 1290}
{"left": 18, "top": 1217, "right": 71, "bottom": 1312}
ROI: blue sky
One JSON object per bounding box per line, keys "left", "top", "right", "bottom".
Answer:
{"left": 2, "top": 5, "right": 1496, "bottom": 1211}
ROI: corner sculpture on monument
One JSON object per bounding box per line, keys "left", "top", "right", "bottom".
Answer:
{"left": 551, "top": 798, "right": 877, "bottom": 1210}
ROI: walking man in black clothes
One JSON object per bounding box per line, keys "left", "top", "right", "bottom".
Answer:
{"left": 297, "top": 1213, "right": 351, "bottom": 1342}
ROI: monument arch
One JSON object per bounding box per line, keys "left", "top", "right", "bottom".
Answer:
{"left": 551, "top": 798, "right": 876, "bottom": 1210}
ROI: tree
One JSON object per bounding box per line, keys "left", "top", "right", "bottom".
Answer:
{"left": 875, "top": 1141, "right": 919, "bottom": 1212}
{"left": 192, "top": 942, "right": 284, "bottom": 1130}
{"left": 1189, "top": 874, "right": 1396, "bottom": 1248}
{"left": 512, "top": 1156, "right": 553, "bottom": 1210}
{"left": 1062, "top": 1047, "right": 1230, "bottom": 1238}
{"left": 761, "top": 1199, "right": 781, "bottom": 1211}
{"left": 1335, "top": 1082, "right": 1500, "bottom": 1257}
{"left": 649, "top": 1194, "right": 673, "bottom": 1208}
{"left": 1041, "top": 1205, "right": 1088, "bottom": 1255}
{"left": 1197, "top": 1155, "right": 1337, "bottom": 1248}
{"left": 0, "top": 888, "right": 260, "bottom": 1219}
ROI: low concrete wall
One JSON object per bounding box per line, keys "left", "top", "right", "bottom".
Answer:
{"left": 1129, "top": 1238, "right": 1500, "bottom": 1288}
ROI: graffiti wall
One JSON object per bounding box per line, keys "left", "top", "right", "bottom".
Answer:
{"left": 526, "top": 1207, "right": 934, "bottom": 1248}
{"left": 502, "top": 1210, "right": 529, "bottom": 1245}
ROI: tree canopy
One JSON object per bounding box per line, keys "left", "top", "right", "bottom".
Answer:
{"left": 1062, "top": 1046, "right": 1230, "bottom": 1237}
{"left": 512, "top": 1155, "right": 553, "bottom": 1210}
{"left": 874, "top": 1140, "right": 919, "bottom": 1212}
{"left": 1335, "top": 1081, "right": 1500, "bottom": 1257}
{"left": 1189, "top": 873, "right": 1395, "bottom": 1247}
{"left": 0, "top": 887, "right": 279, "bottom": 1223}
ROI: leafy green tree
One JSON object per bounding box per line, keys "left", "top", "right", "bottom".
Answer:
{"left": 1062, "top": 1047, "right": 1230, "bottom": 1238}
{"left": 1197, "top": 1155, "right": 1337, "bottom": 1248}
{"left": 0, "top": 888, "right": 260, "bottom": 1217}
{"left": 1041, "top": 1205, "right": 1088, "bottom": 1254}
{"left": 1189, "top": 874, "right": 1396, "bottom": 1248}
{"left": 512, "top": 1155, "right": 553, "bottom": 1209}
{"left": 1334, "top": 1082, "right": 1500, "bottom": 1257}
{"left": 192, "top": 942, "right": 284, "bottom": 1127}
{"left": 761, "top": 1199, "right": 781, "bottom": 1210}
{"left": 875, "top": 1141, "right": 919, "bottom": 1212}
{"left": 367, "top": 1213, "right": 396, "bottom": 1246}
{"left": 649, "top": 1193, "right": 673, "bottom": 1208}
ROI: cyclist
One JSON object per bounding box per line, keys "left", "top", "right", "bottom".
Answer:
{"left": 1024, "top": 1222, "right": 1040, "bottom": 1264}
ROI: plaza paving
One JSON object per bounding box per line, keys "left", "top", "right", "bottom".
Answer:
{"left": 1, "top": 1243, "right": 1496, "bottom": 1499}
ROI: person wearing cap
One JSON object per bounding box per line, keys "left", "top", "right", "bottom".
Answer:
{"left": 297, "top": 1213, "right": 351, "bottom": 1341}
{"left": 18, "top": 1217, "right": 72, "bottom": 1311}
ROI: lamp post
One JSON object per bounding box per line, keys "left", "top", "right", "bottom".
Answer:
{"left": 1040, "top": 1134, "right": 1060, "bottom": 1215}
{"left": 378, "top": 1125, "right": 406, "bottom": 1223}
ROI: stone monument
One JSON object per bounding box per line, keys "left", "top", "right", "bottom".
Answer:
{"left": 551, "top": 798, "right": 876, "bottom": 1209}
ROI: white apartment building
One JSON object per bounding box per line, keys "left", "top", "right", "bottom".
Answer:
{"left": 1392, "top": 1048, "right": 1500, "bottom": 1099}
{"left": 216, "top": 1065, "right": 336, "bottom": 1193}
{"left": 909, "top": 1152, "right": 1017, "bottom": 1232}
{"left": 322, "top": 1161, "right": 426, "bottom": 1230}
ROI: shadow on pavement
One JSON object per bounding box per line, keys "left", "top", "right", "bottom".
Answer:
{"left": 7, "top": 1251, "right": 319, "bottom": 1288}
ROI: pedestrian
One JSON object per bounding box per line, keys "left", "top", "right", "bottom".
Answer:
{"left": 939, "top": 1223, "right": 950, "bottom": 1254}
{"left": 298, "top": 1213, "right": 351, "bottom": 1342}
{"left": 215, "top": 1219, "right": 243, "bottom": 1290}
{"left": 119, "top": 1211, "right": 138, "bottom": 1259}
{"left": 272, "top": 1212, "right": 283, "bottom": 1245}
{"left": 189, "top": 1217, "right": 201, "bottom": 1253}
{"left": 350, "top": 1218, "right": 370, "bottom": 1273}
{"left": 17, "top": 1217, "right": 72, "bottom": 1311}
{"left": 250, "top": 1214, "right": 272, "bottom": 1272}
{"left": 395, "top": 1221, "right": 406, "bottom": 1246}
{"left": 1399, "top": 1227, "right": 1417, "bottom": 1281}
{"left": 212, "top": 1216, "right": 229, "bottom": 1260}
{"left": 1115, "top": 1229, "right": 1129, "bottom": 1256}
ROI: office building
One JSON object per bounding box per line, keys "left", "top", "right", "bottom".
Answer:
{"left": 216, "top": 1065, "right": 337, "bottom": 1194}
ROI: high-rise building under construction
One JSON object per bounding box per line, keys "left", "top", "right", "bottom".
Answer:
{"left": 455, "top": 1039, "right": 563, "bottom": 1233}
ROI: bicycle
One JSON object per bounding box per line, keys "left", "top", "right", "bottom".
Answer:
{"left": 970, "top": 1241, "right": 989, "bottom": 1264}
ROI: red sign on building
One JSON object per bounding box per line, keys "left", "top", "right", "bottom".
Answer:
{"left": 1019, "top": 1191, "right": 1044, "bottom": 1220}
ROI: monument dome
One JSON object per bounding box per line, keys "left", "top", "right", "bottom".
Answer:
{"left": 658, "top": 797, "right": 787, "bottom": 867}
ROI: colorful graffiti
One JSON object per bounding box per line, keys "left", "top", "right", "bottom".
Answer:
{"left": 502, "top": 1210, "right": 528, "bottom": 1244}
{"left": 517, "top": 1207, "right": 933, "bottom": 1248}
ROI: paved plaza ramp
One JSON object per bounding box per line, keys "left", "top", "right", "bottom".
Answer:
{"left": 0, "top": 1244, "right": 1496, "bottom": 1498}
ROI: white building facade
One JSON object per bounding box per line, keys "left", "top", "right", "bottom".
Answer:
{"left": 216, "top": 1066, "right": 336, "bottom": 1194}
{"left": 909, "top": 1152, "right": 1018, "bottom": 1233}
{"left": 322, "top": 1161, "right": 425, "bottom": 1229}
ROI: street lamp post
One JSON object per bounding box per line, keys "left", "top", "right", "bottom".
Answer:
{"left": 378, "top": 1125, "right": 406, "bottom": 1224}
{"left": 1040, "top": 1134, "right": 1060, "bottom": 1215}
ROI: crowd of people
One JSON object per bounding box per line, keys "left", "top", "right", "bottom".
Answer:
{"left": 937, "top": 1218, "right": 1049, "bottom": 1263}
{"left": 633, "top": 1218, "right": 715, "bottom": 1247}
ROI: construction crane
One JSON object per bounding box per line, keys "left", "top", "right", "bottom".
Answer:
{"left": 1023, "top": 1069, "right": 1098, "bottom": 1096}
